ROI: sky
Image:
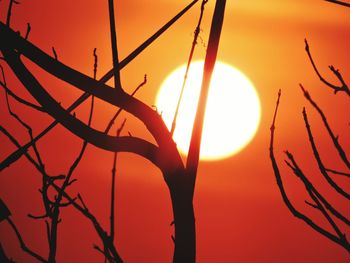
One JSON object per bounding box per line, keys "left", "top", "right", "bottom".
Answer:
{"left": 0, "top": 0, "right": 349, "bottom": 262}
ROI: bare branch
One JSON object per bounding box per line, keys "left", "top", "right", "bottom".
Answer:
{"left": 6, "top": 0, "right": 20, "bottom": 27}
{"left": 0, "top": 244, "right": 16, "bottom": 263}
{"left": 1, "top": 47, "right": 182, "bottom": 174}
{"left": 305, "top": 200, "right": 319, "bottom": 210}
{"left": 110, "top": 119, "right": 126, "bottom": 243}
{"left": 269, "top": 91, "right": 350, "bottom": 252}
{"left": 187, "top": 0, "right": 226, "bottom": 199}
{"left": 6, "top": 218, "right": 46, "bottom": 262}
{"left": 52, "top": 47, "right": 58, "bottom": 60}
{"left": 108, "top": 0, "right": 122, "bottom": 91}
{"left": 0, "top": 0, "right": 198, "bottom": 168}
{"left": 302, "top": 95, "right": 350, "bottom": 199}
{"left": 171, "top": 0, "right": 208, "bottom": 135}
{"left": 104, "top": 75, "right": 147, "bottom": 134}
{"left": 25, "top": 23, "right": 31, "bottom": 40}
{"left": 300, "top": 84, "right": 350, "bottom": 169}
{"left": 325, "top": 0, "right": 350, "bottom": 8}
{"left": 93, "top": 244, "right": 114, "bottom": 263}
{"left": 0, "top": 80, "right": 44, "bottom": 112}
{"left": 285, "top": 151, "right": 349, "bottom": 244}
{"left": 326, "top": 168, "right": 350, "bottom": 178}
{"left": 304, "top": 39, "right": 350, "bottom": 96}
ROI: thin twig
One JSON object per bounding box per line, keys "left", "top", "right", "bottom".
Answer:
{"left": 93, "top": 48, "right": 98, "bottom": 80}
{"left": 326, "top": 168, "right": 350, "bottom": 178}
{"left": 52, "top": 47, "right": 58, "bottom": 60}
{"left": 285, "top": 151, "right": 348, "bottom": 242}
{"left": 269, "top": 90, "right": 350, "bottom": 252}
{"left": 187, "top": 0, "right": 226, "bottom": 199}
{"left": 6, "top": 0, "right": 20, "bottom": 27}
{"left": 301, "top": 84, "right": 350, "bottom": 169}
{"left": 0, "top": 0, "right": 198, "bottom": 170}
{"left": 110, "top": 119, "right": 126, "bottom": 243}
{"left": 304, "top": 39, "right": 349, "bottom": 96}
{"left": 25, "top": 23, "right": 31, "bottom": 40}
{"left": 171, "top": 0, "right": 208, "bottom": 135}
{"left": 104, "top": 75, "right": 147, "bottom": 134}
{"left": 302, "top": 107, "right": 350, "bottom": 199}
{"left": 0, "top": 80, "right": 44, "bottom": 112}
{"left": 325, "top": 0, "right": 350, "bottom": 8}
{"left": 6, "top": 218, "right": 46, "bottom": 262}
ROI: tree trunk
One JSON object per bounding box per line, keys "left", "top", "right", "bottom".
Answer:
{"left": 168, "top": 176, "right": 196, "bottom": 263}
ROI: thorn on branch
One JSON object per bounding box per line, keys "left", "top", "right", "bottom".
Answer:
{"left": 305, "top": 200, "right": 319, "bottom": 210}
{"left": 77, "top": 194, "right": 88, "bottom": 211}
{"left": 52, "top": 47, "right": 58, "bottom": 60}
{"left": 25, "top": 23, "right": 31, "bottom": 40}
{"left": 6, "top": 0, "right": 20, "bottom": 27}
{"left": 93, "top": 48, "right": 98, "bottom": 80}
{"left": 304, "top": 39, "right": 349, "bottom": 95}
{"left": 0, "top": 199, "right": 11, "bottom": 222}
{"left": 67, "top": 178, "right": 78, "bottom": 186}
{"left": 27, "top": 213, "right": 47, "bottom": 220}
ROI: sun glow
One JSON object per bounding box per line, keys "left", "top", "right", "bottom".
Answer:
{"left": 156, "top": 61, "right": 261, "bottom": 160}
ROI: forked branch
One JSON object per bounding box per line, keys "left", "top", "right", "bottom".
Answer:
{"left": 304, "top": 39, "right": 350, "bottom": 96}
{"left": 269, "top": 90, "right": 350, "bottom": 253}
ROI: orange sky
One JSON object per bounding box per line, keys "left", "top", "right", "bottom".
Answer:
{"left": 0, "top": 0, "right": 349, "bottom": 262}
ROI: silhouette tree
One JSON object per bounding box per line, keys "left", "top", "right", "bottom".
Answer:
{"left": 270, "top": 0, "right": 350, "bottom": 254}
{"left": 0, "top": 0, "right": 226, "bottom": 262}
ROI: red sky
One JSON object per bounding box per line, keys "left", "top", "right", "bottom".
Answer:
{"left": 0, "top": 0, "right": 349, "bottom": 262}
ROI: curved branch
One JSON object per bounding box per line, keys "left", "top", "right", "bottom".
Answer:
{"left": 6, "top": 217, "right": 46, "bottom": 262}
{"left": 300, "top": 85, "right": 350, "bottom": 169}
{"left": 269, "top": 90, "right": 349, "bottom": 252}
{"left": 0, "top": 0, "right": 197, "bottom": 170}
{"left": 302, "top": 107, "right": 350, "bottom": 199}
{"left": 2, "top": 48, "right": 172, "bottom": 172}
{"left": 304, "top": 39, "right": 350, "bottom": 96}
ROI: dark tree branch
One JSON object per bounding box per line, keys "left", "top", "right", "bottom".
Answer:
{"left": 93, "top": 244, "right": 113, "bottom": 263}
{"left": 6, "top": 0, "right": 19, "bottom": 27}
{"left": 0, "top": 0, "right": 194, "bottom": 170}
{"left": 283, "top": 149, "right": 350, "bottom": 226}
{"left": 0, "top": 79, "right": 44, "bottom": 112}
{"left": 325, "top": 0, "right": 350, "bottom": 8}
{"left": 0, "top": 243, "right": 16, "bottom": 263}
{"left": 171, "top": 0, "right": 208, "bottom": 135}
{"left": 104, "top": 75, "right": 147, "bottom": 134}
{"left": 108, "top": 0, "right": 122, "bottom": 91}
{"left": 302, "top": 107, "right": 350, "bottom": 199}
{"left": 284, "top": 151, "right": 349, "bottom": 246}
{"left": 1, "top": 128, "right": 123, "bottom": 262}
{"left": 300, "top": 84, "right": 350, "bottom": 169}
{"left": 326, "top": 168, "right": 350, "bottom": 178}
{"left": 304, "top": 39, "right": 350, "bottom": 96}
{"left": 1, "top": 47, "right": 183, "bottom": 175}
{"left": 110, "top": 119, "right": 126, "bottom": 243}
{"left": 52, "top": 47, "right": 58, "bottom": 60}
{"left": 1, "top": 63, "right": 45, "bottom": 111}
{"left": 93, "top": 48, "right": 98, "bottom": 80}
{"left": 187, "top": 0, "right": 226, "bottom": 199}
{"left": 25, "top": 23, "right": 31, "bottom": 40}
{"left": 6, "top": 218, "right": 46, "bottom": 262}
{"left": 269, "top": 91, "right": 350, "bottom": 252}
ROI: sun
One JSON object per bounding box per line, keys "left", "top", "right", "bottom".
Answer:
{"left": 155, "top": 60, "right": 261, "bottom": 160}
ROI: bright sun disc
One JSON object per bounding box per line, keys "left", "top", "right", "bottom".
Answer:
{"left": 156, "top": 61, "right": 261, "bottom": 160}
